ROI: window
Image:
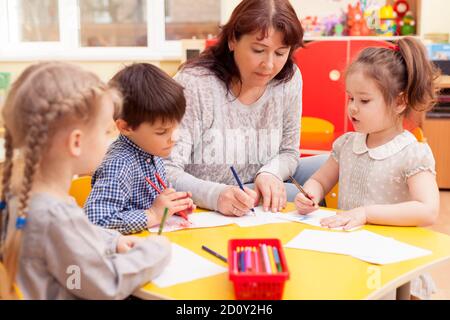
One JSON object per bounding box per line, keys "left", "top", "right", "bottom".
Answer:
{"left": 8, "top": 0, "right": 60, "bottom": 42}
{"left": 164, "top": 0, "right": 220, "bottom": 40}
{"left": 79, "top": 0, "right": 147, "bottom": 47}
{"left": 0, "top": 0, "right": 226, "bottom": 60}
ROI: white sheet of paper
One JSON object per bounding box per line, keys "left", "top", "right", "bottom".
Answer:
{"left": 229, "top": 207, "right": 290, "bottom": 227}
{"left": 349, "top": 231, "right": 432, "bottom": 264}
{"left": 148, "top": 211, "right": 234, "bottom": 233}
{"left": 279, "top": 209, "right": 360, "bottom": 231}
{"left": 149, "top": 206, "right": 289, "bottom": 232}
{"left": 285, "top": 229, "right": 431, "bottom": 265}
{"left": 152, "top": 243, "right": 228, "bottom": 288}
{"left": 285, "top": 228, "right": 356, "bottom": 255}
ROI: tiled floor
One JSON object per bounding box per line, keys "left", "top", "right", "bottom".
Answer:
{"left": 429, "top": 191, "right": 450, "bottom": 299}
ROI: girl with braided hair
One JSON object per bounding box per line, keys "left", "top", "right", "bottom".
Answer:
{"left": 0, "top": 62, "right": 171, "bottom": 299}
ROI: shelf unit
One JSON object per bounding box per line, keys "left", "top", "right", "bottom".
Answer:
{"left": 423, "top": 78, "right": 450, "bottom": 190}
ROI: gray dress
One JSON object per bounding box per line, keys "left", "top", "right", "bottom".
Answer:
{"left": 332, "top": 130, "right": 437, "bottom": 299}
{"left": 7, "top": 193, "right": 171, "bottom": 299}
{"left": 332, "top": 130, "right": 436, "bottom": 210}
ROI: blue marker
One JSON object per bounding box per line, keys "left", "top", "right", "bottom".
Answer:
{"left": 230, "top": 166, "right": 255, "bottom": 213}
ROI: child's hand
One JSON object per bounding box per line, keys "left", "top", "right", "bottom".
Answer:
{"left": 294, "top": 191, "right": 319, "bottom": 215}
{"left": 146, "top": 188, "right": 195, "bottom": 227}
{"left": 117, "top": 235, "right": 144, "bottom": 253}
{"left": 320, "top": 207, "right": 367, "bottom": 230}
{"left": 178, "top": 191, "right": 197, "bottom": 216}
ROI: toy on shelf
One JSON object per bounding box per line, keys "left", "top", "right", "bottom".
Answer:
{"left": 363, "top": 5, "right": 379, "bottom": 34}
{"left": 321, "top": 12, "right": 348, "bottom": 37}
{"left": 393, "top": 1, "right": 409, "bottom": 22}
{"left": 377, "top": 4, "right": 397, "bottom": 36}
{"left": 347, "top": 2, "right": 371, "bottom": 36}
{"left": 301, "top": 16, "right": 324, "bottom": 37}
{"left": 399, "top": 11, "right": 416, "bottom": 35}
{"left": 334, "top": 22, "right": 345, "bottom": 37}
{"left": 322, "top": 14, "right": 339, "bottom": 36}
{"left": 393, "top": 0, "right": 410, "bottom": 35}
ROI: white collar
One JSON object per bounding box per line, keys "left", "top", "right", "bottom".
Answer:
{"left": 352, "top": 130, "right": 417, "bottom": 160}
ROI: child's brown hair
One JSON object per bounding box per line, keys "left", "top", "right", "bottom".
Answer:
{"left": 110, "top": 63, "right": 186, "bottom": 129}
{"left": 346, "top": 37, "right": 440, "bottom": 123}
{"left": 0, "top": 62, "right": 121, "bottom": 299}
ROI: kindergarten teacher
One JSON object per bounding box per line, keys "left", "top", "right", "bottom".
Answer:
{"left": 166, "top": 0, "right": 326, "bottom": 216}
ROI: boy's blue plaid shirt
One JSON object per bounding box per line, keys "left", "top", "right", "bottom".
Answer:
{"left": 85, "top": 134, "right": 167, "bottom": 234}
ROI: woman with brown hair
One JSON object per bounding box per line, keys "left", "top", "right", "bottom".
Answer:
{"left": 166, "top": 0, "right": 327, "bottom": 216}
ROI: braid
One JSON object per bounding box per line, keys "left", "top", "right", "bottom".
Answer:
{"left": 18, "top": 116, "right": 49, "bottom": 217}
{"left": 0, "top": 126, "right": 18, "bottom": 299}
{"left": 0, "top": 131, "right": 14, "bottom": 257}
{"left": 0, "top": 62, "right": 122, "bottom": 299}
{"left": 1, "top": 105, "right": 50, "bottom": 300}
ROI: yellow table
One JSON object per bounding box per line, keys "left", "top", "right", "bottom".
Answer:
{"left": 133, "top": 203, "right": 450, "bottom": 300}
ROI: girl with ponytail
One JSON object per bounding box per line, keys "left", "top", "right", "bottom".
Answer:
{"left": 295, "top": 37, "right": 441, "bottom": 299}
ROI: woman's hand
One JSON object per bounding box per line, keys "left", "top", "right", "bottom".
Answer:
{"left": 254, "top": 172, "right": 287, "bottom": 212}
{"left": 294, "top": 191, "right": 319, "bottom": 215}
{"left": 217, "top": 186, "right": 257, "bottom": 216}
{"left": 146, "top": 188, "right": 195, "bottom": 227}
{"left": 320, "top": 207, "right": 367, "bottom": 230}
{"left": 116, "top": 235, "right": 144, "bottom": 253}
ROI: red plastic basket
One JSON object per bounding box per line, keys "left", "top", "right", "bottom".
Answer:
{"left": 228, "top": 238, "right": 289, "bottom": 300}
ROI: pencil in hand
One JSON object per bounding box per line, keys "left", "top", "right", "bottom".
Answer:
{"left": 230, "top": 166, "right": 255, "bottom": 214}
{"left": 289, "top": 176, "right": 316, "bottom": 205}
{"left": 146, "top": 175, "right": 190, "bottom": 222}
{"left": 158, "top": 207, "right": 169, "bottom": 235}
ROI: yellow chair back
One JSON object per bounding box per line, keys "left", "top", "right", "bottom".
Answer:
{"left": 0, "top": 263, "right": 23, "bottom": 300}
{"left": 69, "top": 176, "right": 92, "bottom": 208}
{"left": 325, "top": 183, "right": 339, "bottom": 209}
{"left": 301, "top": 117, "right": 335, "bottom": 134}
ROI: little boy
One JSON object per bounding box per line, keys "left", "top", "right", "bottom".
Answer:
{"left": 85, "top": 63, "right": 194, "bottom": 234}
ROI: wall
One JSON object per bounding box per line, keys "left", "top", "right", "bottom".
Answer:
{"left": 169, "top": 0, "right": 220, "bottom": 23}
{"left": 0, "top": 60, "right": 181, "bottom": 85}
{"left": 220, "top": 0, "right": 434, "bottom": 33}
{"left": 2, "top": 0, "right": 449, "bottom": 88}
{"left": 419, "top": 0, "right": 450, "bottom": 36}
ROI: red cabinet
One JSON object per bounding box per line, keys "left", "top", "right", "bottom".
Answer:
{"left": 293, "top": 40, "right": 391, "bottom": 133}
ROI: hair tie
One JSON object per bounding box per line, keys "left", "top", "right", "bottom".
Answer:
{"left": 389, "top": 44, "right": 400, "bottom": 52}
{"left": 16, "top": 216, "right": 27, "bottom": 229}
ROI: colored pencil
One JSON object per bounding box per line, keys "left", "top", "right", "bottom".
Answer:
{"left": 245, "top": 247, "right": 253, "bottom": 272}
{"left": 267, "top": 245, "right": 277, "bottom": 273}
{"left": 253, "top": 247, "right": 259, "bottom": 273}
{"left": 201, "top": 245, "right": 228, "bottom": 263}
{"left": 289, "top": 175, "right": 315, "bottom": 203}
{"left": 261, "top": 244, "right": 272, "bottom": 274}
{"left": 146, "top": 174, "right": 189, "bottom": 221}
{"left": 230, "top": 166, "right": 255, "bottom": 213}
{"left": 233, "top": 250, "right": 238, "bottom": 273}
{"left": 240, "top": 247, "right": 246, "bottom": 272}
{"left": 272, "top": 246, "right": 283, "bottom": 273}
{"left": 158, "top": 207, "right": 169, "bottom": 235}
